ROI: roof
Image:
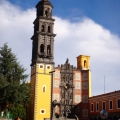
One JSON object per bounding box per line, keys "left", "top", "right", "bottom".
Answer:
{"left": 89, "top": 90, "right": 120, "bottom": 100}
{"left": 36, "top": 0, "right": 53, "bottom": 8}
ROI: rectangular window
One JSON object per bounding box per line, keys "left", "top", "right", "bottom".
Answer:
{"left": 102, "top": 101, "right": 106, "bottom": 110}
{"left": 75, "top": 95, "right": 81, "bottom": 103}
{"left": 40, "top": 65, "right": 43, "bottom": 68}
{"left": 55, "top": 71, "right": 60, "bottom": 78}
{"left": 109, "top": 100, "right": 113, "bottom": 110}
{"left": 117, "top": 99, "right": 120, "bottom": 109}
{"left": 47, "top": 66, "right": 50, "bottom": 69}
{"left": 46, "top": 65, "right": 51, "bottom": 70}
{"left": 75, "top": 82, "right": 80, "bottom": 89}
{"left": 83, "top": 73, "right": 88, "bottom": 80}
{"left": 39, "top": 64, "right": 44, "bottom": 69}
{"left": 96, "top": 102, "right": 99, "bottom": 111}
{"left": 76, "top": 73, "right": 80, "bottom": 80}
{"left": 91, "top": 103, "right": 94, "bottom": 112}
{"left": 54, "top": 80, "right": 59, "bottom": 87}
{"left": 82, "top": 82, "right": 88, "bottom": 89}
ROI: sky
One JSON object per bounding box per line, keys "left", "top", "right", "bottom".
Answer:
{"left": 0, "top": 0, "right": 120, "bottom": 96}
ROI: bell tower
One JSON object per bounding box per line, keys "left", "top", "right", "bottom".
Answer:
{"left": 30, "top": 0, "right": 56, "bottom": 120}
{"left": 31, "top": 0, "right": 56, "bottom": 66}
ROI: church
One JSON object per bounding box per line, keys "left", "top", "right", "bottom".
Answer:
{"left": 27, "top": 0, "right": 120, "bottom": 120}
{"left": 28, "top": 0, "right": 91, "bottom": 120}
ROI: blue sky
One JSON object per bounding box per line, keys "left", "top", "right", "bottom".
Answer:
{"left": 0, "top": 0, "right": 120, "bottom": 96}
{"left": 8, "top": 0, "right": 120, "bottom": 36}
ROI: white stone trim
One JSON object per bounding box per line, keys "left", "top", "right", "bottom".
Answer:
{"left": 39, "top": 64, "right": 44, "bottom": 69}
{"left": 46, "top": 65, "right": 51, "bottom": 70}
{"left": 40, "top": 109, "right": 46, "bottom": 114}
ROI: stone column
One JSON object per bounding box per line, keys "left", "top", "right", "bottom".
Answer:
{"left": 44, "top": 35, "right": 47, "bottom": 56}
{"left": 51, "top": 23, "right": 54, "bottom": 34}
{"left": 50, "top": 36, "right": 54, "bottom": 59}
{"left": 38, "top": 34, "right": 41, "bottom": 55}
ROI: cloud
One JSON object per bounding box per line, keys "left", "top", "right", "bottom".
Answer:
{"left": 0, "top": 0, "right": 35, "bottom": 76}
{"left": 54, "top": 17, "right": 120, "bottom": 64}
{"left": 54, "top": 17, "right": 120, "bottom": 95}
{"left": 0, "top": 0, "right": 120, "bottom": 96}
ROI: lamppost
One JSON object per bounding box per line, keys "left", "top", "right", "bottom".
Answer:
{"left": 49, "top": 71, "right": 55, "bottom": 120}
{"left": 97, "top": 110, "right": 108, "bottom": 120}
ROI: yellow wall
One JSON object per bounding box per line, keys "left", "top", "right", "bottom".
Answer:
{"left": 77, "top": 55, "right": 90, "bottom": 70}
{"left": 30, "top": 63, "right": 53, "bottom": 120}
{"left": 76, "top": 55, "right": 92, "bottom": 97}
{"left": 35, "top": 74, "right": 51, "bottom": 120}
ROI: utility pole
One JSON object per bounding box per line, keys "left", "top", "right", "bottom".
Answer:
{"left": 104, "top": 76, "right": 105, "bottom": 94}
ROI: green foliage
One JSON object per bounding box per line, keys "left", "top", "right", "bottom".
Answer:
{"left": 0, "top": 43, "right": 31, "bottom": 119}
{"left": 10, "top": 104, "right": 26, "bottom": 119}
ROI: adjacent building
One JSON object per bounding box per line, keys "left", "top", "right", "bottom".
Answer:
{"left": 53, "top": 55, "right": 91, "bottom": 120}
{"left": 89, "top": 90, "right": 120, "bottom": 120}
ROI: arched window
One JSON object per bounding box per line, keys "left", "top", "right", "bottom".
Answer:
{"left": 42, "top": 85, "right": 46, "bottom": 92}
{"left": 45, "top": 10, "right": 48, "bottom": 17}
{"left": 43, "top": 86, "right": 45, "bottom": 92}
{"left": 48, "top": 26, "right": 51, "bottom": 33}
{"left": 84, "top": 60, "right": 87, "bottom": 67}
{"left": 47, "top": 45, "right": 50, "bottom": 54}
{"left": 41, "top": 25, "right": 44, "bottom": 32}
{"left": 40, "top": 44, "right": 44, "bottom": 53}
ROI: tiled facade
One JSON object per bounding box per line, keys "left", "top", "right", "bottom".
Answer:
{"left": 52, "top": 55, "right": 91, "bottom": 120}
{"left": 53, "top": 69, "right": 82, "bottom": 104}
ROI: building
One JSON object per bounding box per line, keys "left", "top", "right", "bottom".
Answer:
{"left": 30, "top": 0, "right": 56, "bottom": 120}
{"left": 89, "top": 90, "right": 120, "bottom": 120}
{"left": 52, "top": 55, "right": 91, "bottom": 120}
{"left": 28, "top": 1, "right": 120, "bottom": 120}
{"left": 29, "top": 0, "right": 91, "bottom": 120}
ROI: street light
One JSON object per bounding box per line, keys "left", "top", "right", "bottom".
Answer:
{"left": 100, "top": 110, "right": 108, "bottom": 119}
{"left": 97, "top": 110, "right": 108, "bottom": 120}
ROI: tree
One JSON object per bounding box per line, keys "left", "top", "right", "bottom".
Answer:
{"left": 0, "top": 43, "right": 31, "bottom": 119}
